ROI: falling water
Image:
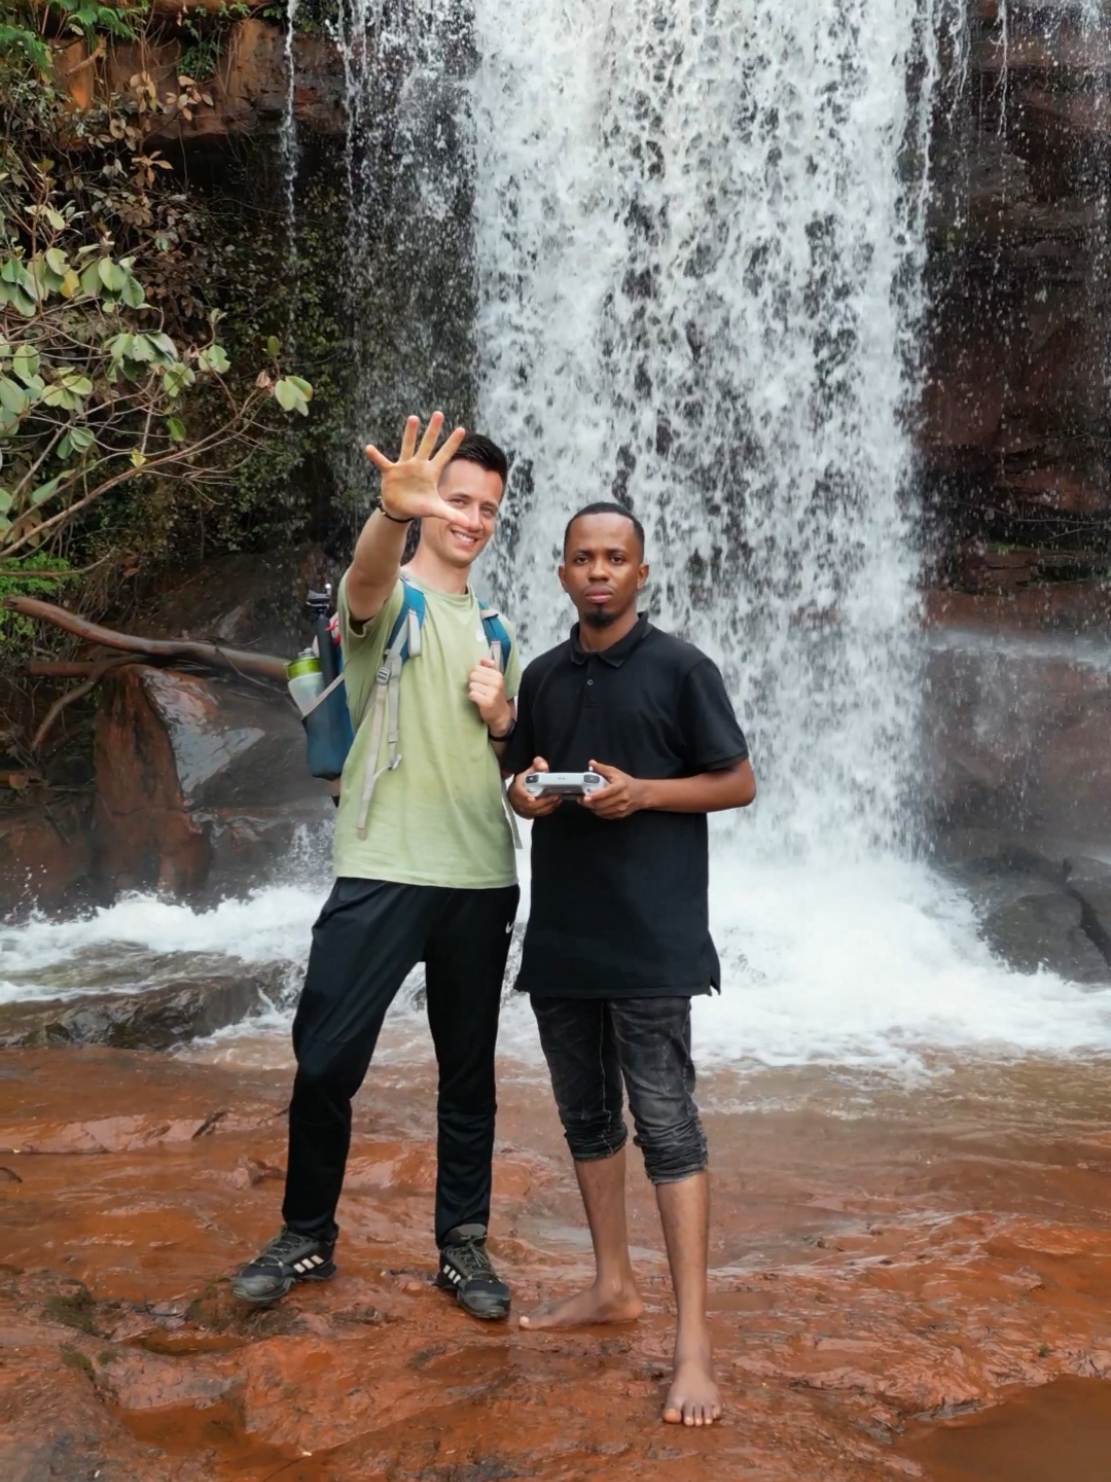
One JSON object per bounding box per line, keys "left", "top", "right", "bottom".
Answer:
{"left": 280, "top": 0, "right": 300, "bottom": 345}
{"left": 464, "top": 0, "right": 1111, "bottom": 1065}
{"left": 472, "top": 0, "right": 955, "bottom": 853}
{"left": 328, "top": 0, "right": 477, "bottom": 506}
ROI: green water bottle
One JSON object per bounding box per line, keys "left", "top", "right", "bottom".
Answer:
{"left": 287, "top": 652, "right": 324, "bottom": 715}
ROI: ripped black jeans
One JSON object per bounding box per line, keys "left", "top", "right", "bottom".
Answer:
{"left": 530, "top": 995, "right": 707, "bottom": 1184}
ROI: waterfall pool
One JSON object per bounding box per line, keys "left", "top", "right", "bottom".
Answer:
{"left": 4, "top": 839, "right": 1110, "bottom": 1096}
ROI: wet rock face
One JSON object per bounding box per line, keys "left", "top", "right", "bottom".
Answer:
{"left": 935, "top": 845, "right": 1111, "bottom": 985}
{"left": 980, "top": 891, "right": 1110, "bottom": 982}
{"left": 923, "top": 1, "right": 1111, "bottom": 592}
{"left": 0, "top": 964, "right": 288, "bottom": 1051}
{"left": 93, "top": 666, "right": 211, "bottom": 898}
{"left": 93, "top": 665, "right": 330, "bottom": 903}
{"left": 97, "top": 20, "right": 346, "bottom": 142}
{"left": 923, "top": 635, "right": 1111, "bottom": 848}
{"left": 0, "top": 798, "right": 93, "bottom": 916}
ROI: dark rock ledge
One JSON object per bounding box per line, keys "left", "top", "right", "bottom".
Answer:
{"left": 943, "top": 845, "right": 1111, "bottom": 984}
{"left": 0, "top": 965, "right": 289, "bottom": 1052}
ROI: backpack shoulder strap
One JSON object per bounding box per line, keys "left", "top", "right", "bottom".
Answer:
{"left": 475, "top": 597, "right": 522, "bottom": 852}
{"left": 354, "top": 578, "right": 427, "bottom": 837}
{"left": 388, "top": 577, "right": 426, "bottom": 659}
{"left": 476, "top": 598, "right": 512, "bottom": 674}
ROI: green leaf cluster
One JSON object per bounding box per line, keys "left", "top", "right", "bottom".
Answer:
{"left": 0, "top": 551, "right": 73, "bottom": 652}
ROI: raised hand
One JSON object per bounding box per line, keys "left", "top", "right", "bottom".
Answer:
{"left": 364, "top": 412, "right": 466, "bottom": 524}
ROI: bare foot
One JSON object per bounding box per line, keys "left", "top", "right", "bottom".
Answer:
{"left": 662, "top": 1341, "right": 721, "bottom": 1426}
{"left": 518, "top": 1279, "right": 642, "bottom": 1330}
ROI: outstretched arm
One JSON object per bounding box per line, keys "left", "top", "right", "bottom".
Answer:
{"left": 580, "top": 757, "right": 755, "bottom": 821}
{"left": 345, "top": 411, "right": 466, "bottom": 624}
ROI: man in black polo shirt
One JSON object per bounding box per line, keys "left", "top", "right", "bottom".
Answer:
{"left": 504, "top": 502, "right": 755, "bottom": 1428}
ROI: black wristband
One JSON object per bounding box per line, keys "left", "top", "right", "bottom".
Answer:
{"left": 378, "top": 503, "right": 414, "bottom": 525}
{"left": 489, "top": 715, "right": 516, "bottom": 742}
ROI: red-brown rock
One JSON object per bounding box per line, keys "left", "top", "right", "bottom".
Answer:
{"left": 93, "top": 666, "right": 210, "bottom": 897}
{"left": 92, "top": 665, "right": 329, "bottom": 902}
{"left": 2, "top": 1047, "right": 1111, "bottom": 1480}
{"left": 0, "top": 798, "right": 93, "bottom": 915}
{"left": 103, "top": 20, "right": 346, "bottom": 142}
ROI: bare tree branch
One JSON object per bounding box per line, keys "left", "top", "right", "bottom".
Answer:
{"left": 4, "top": 595, "right": 288, "bottom": 679}
{"left": 31, "top": 653, "right": 138, "bottom": 750}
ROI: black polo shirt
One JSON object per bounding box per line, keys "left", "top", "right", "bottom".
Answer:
{"left": 503, "top": 616, "right": 748, "bottom": 999}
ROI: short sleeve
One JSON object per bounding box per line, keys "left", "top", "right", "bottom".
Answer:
{"left": 337, "top": 573, "right": 404, "bottom": 726}
{"left": 679, "top": 658, "right": 749, "bottom": 772}
{"left": 502, "top": 662, "right": 537, "bottom": 775}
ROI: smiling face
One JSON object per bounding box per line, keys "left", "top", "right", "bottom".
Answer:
{"left": 419, "top": 457, "right": 505, "bottom": 571}
{"left": 559, "top": 512, "right": 648, "bottom": 629}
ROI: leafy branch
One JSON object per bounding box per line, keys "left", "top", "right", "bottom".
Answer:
{"left": 0, "top": 169, "right": 312, "bottom": 558}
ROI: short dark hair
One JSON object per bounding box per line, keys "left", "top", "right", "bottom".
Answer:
{"left": 563, "top": 501, "right": 645, "bottom": 556}
{"left": 448, "top": 432, "right": 509, "bottom": 491}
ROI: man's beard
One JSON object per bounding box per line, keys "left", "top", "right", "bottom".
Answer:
{"left": 582, "top": 607, "right": 618, "bottom": 629}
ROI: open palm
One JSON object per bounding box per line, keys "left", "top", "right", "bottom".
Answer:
{"left": 365, "top": 413, "right": 466, "bottom": 523}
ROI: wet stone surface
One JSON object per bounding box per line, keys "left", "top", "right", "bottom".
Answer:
{"left": 1, "top": 1047, "right": 1110, "bottom": 1480}
{"left": 0, "top": 964, "right": 290, "bottom": 1051}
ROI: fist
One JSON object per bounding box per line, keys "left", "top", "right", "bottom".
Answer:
{"left": 508, "top": 757, "right": 561, "bottom": 819}
{"left": 468, "top": 656, "right": 512, "bottom": 734}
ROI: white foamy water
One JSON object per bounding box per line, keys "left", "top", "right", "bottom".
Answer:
{"left": 4, "top": 848, "right": 1110, "bottom": 1073}
{"left": 0, "top": 886, "right": 323, "bottom": 1008}
{"left": 695, "top": 847, "right": 1111, "bottom": 1069}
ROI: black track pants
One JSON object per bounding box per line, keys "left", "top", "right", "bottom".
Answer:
{"left": 281, "top": 877, "right": 519, "bottom": 1247}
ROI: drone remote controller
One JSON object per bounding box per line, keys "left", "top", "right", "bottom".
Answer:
{"left": 523, "top": 771, "right": 606, "bottom": 797}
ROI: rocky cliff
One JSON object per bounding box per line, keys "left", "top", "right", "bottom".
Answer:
{"left": 923, "top": 0, "right": 1111, "bottom": 606}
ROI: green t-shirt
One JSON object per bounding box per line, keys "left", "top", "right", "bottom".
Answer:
{"left": 332, "top": 572, "right": 521, "bottom": 889}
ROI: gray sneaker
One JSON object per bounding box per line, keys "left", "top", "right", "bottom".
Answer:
{"left": 435, "top": 1224, "right": 511, "bottom": 1321}
{"left": 231, "top": 1227, "right": 336, "bottom": 1306}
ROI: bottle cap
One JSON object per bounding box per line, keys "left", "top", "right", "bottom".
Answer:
{"left": 287, "top": 654, "right": 322, "bottom": 681}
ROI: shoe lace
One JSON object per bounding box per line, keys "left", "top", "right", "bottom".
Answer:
{"left": 448, "top": 1235, "right": 495, "bottom": 1281}
{"left": 262, "top": 1228, "right": 313, "bottom": 1263}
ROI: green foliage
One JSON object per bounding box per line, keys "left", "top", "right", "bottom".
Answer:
{"left": 0, "top": 21, "right": 50, "bottom": 68}
{"left": 43, "top": 1284, "right": 96, "bottom": 1333}
{"left": 59, "top": 1346, "right": 96, "bottom": 1380}
{"left": 252, "top": 0, "right": 339, "bottom": 38}
{"left": 178, "top": 1, "right": 250, "bottom": 82}
{"left": 0, "top": 0, "right": 145, "bottom": 72}
{"left": 178, "top": 147, "right": 351, "bottom": 556}
{"left": 0, "top": 202, "right": 312, "bottom": 556}
{"left": 274, "top": 375, "right": 312, "bottom": 415}
{"left": 50, "top": 0, "right": 144, "bottom": 44}
{"left": 0, "top": 0, "right": 342, "bottom": 721}
{"left": 0, "top": 552, "right": 72, "bottom": 651}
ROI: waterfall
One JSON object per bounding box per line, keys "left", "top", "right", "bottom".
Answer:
{"left": 471, "top": 0, "right": 960, "bottom": 855}
{"left": 329, "top": 0, "right": 478, "bottom": 507}
{"left": 280, "top": 0, "right": 300, "bottom": 348}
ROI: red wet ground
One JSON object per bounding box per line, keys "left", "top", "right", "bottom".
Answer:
{"left": 2, "top": 1045, "right": 1111, "bottom": 1480}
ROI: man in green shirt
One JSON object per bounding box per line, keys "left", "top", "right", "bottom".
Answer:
{"left": 234, "top": 414, "right": 521, "bottom": 1320}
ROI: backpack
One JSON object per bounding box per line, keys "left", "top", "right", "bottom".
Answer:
{"left": 302, "top": 577, "right": 514, "bottom": 840}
